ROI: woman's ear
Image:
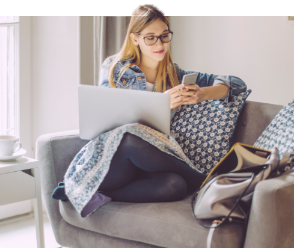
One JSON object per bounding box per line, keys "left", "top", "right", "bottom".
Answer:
{"left": 130, "top": 33, "right": 139, "bottom": 46}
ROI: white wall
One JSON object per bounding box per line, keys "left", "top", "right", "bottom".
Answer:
{"left": 31, "top": 16, "right": 79, "bottom": 153}
{"left": 19, "top": 17, "right": 33, "bottom": 158}
{"left": 170, "top": 16, "right": 294, "bottom": 106}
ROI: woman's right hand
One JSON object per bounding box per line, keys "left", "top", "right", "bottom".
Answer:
{"left": 164, "top": 84, "right": 189, "bottom": 109}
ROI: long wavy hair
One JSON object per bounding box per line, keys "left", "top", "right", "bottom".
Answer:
{"left": 107, "top": 4, "right": 179, "bottom": 92}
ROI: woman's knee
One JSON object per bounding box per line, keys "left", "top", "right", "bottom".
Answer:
{"left": 122, "top": 132, "right": 139, "bottom": 145}
{"left": 121, "top": 132, "right": 152, "bottom": 150}
{"left": 152, "top": 172, "right": 187, "bottom": 202}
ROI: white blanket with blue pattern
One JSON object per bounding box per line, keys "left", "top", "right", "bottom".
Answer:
{"left": 64, "top": 123, "right": 198, "bottom": 215}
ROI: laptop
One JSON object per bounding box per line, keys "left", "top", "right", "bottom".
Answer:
{"left": 78, "top": 85, "right": 170, "bottom": 140}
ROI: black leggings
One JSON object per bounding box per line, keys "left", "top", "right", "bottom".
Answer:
{"left": 98, "top": 133, "right": 206, "bottom": 203}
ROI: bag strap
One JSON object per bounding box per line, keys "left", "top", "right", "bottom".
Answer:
{"left": 206, "top": 221, "right": 220, "bottom": 248}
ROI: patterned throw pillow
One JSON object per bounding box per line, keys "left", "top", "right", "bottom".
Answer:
{"left": 170, "top": 90, "right": 251, "bottom": 175}
{"left": 254, "top": 100, "right": 294, "bottom": 172}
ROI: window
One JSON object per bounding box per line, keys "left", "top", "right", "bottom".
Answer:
{"left": 0, "top": 16, "right": 26, "bottom": 220}
{"left": 0, "top": 16, "right": 19, "bottom": 137}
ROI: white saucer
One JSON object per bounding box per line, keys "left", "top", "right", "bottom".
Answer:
{"left": 0, "top": 148, "right": 27, "bottom": 161}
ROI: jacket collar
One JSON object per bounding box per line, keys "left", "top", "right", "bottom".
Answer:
{"left": 116, "top": 59, "right": 143, "bottom": 73}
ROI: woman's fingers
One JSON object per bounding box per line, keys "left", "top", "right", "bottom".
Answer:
{"left": 182, "top": 95, "right": 199, "bottom": 105}
{"left": 171, "top": 85, "right": 186, "bottom": 96}
{"left": 171, "top": 95, "right": 185, "bottom": 108}
{"left": 164, "top": 85, "right": 185, "bottom": 96}
{"left": 164, "top": 84, "right": 202, "bottom": 109}
{"left": 166, "top": 84, "right": 198, "bottom": 97}
{"left": 165, "top": 86, "right": 186, "bottom": 109}
{"left": 184, "top": 84, "right": 200, "bottom": 92}
{"left": 181, "top": 90, "right": 197, "bottom": 97}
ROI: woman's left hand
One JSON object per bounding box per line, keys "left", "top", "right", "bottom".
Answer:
{"left": 180, "top": 84, "right": 204, "bottom": 105}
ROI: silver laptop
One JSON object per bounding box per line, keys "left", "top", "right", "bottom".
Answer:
{"left": 78, "top": 85, "right": 170, "bottom": 140}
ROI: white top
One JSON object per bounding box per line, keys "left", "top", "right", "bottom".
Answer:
{"left": 0, "top": 156, "right": 38, "bottom": 174}
{"left": 146, "top": 82, "right": 154, "bottom": 92}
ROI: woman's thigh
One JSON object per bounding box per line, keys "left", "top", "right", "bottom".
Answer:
{"left": 98, "top": 147, "right": 147, "bottom": 192}
{"left": 98, "top": 132, "right": 206, "bottom": 192}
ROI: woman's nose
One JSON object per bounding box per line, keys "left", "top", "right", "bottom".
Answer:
{"left": 155, "top": 37, "right": 164, "bottom": 46}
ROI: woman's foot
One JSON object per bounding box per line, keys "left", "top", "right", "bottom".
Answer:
{"left": 52, "top": 182, "right": 68, "bottom": 201}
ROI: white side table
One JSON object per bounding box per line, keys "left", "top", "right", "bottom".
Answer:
{"left": 0, "top": 157, "right": 45, "bottom": 248}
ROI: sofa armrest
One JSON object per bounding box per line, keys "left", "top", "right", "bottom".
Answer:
{"left": 36, "top": 130, "right": 89, "bottom": 245}
{"left": 243, "top": 170, "right": 294, "bottom": 248}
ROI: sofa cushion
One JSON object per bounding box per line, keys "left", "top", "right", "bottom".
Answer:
{"left": 170, "top": 90, "right": 251, "bottom": 175}
{"left": 254, "top": 99, "right": 294, "bottom": 171}
{"left": 60, "top": 192, "right": 245, "bottom": 248}
{"left": 231, "top": 101, "right": 283, "bottom": 145}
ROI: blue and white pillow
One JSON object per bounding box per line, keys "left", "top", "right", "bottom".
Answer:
{"left": 254, "top": 100, "right": 294, "bottom": 172}
{"left": 170, "top": 90, "right": 251, "bottom": 175}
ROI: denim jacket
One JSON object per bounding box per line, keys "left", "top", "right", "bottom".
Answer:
{"left": 99, "top": 55, "right": 247, "bottom": 121}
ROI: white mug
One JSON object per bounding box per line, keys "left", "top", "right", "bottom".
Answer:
{"left": 0, "top": 135, "right": 22, "bottom": 156}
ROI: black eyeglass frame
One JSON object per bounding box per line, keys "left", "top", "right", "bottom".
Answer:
{"left": 136, "top": 31, "right": 173, "bottom": 46}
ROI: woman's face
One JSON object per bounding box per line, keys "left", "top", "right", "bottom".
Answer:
{"left": 131, "top": 19, "right": 170, "bottom": 64}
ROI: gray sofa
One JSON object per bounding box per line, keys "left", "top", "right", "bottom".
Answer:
{"left": 36, "top": 100, "right": 294, "bottom": 248}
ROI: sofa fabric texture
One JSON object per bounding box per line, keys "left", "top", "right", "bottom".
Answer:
{"left": 36, "top": 101, "right": 294, "bottom": 248}
{"left": 60, "top": 192, "right": 245, "bottom": 248}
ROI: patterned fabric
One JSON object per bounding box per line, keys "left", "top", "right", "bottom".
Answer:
{"left": 170, "top": 90, "right": 251, "bottom": 175}
{"left": 254, "top": 100, "right": 294, "bottom": 173}
{"left": 64, "top": 123, "right": 198, "bottom": 216}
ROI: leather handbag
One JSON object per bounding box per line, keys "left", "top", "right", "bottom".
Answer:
{"left": 191, "top": 143, "right": 292, "bottom": 248}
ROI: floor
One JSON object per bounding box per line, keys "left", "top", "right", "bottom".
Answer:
{"left": 0, "top": 213, "right": 63, "bottom": 248}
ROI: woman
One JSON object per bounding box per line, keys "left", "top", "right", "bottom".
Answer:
{"left": 53, "top": 5, "right": 247, "bottom": 216}
{"left": 96, "top": 5, "right": 246, "bottom": 201}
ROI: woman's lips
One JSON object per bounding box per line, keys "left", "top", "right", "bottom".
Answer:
{"left": 154, "top": 49, "right": 164, "bottom": 54}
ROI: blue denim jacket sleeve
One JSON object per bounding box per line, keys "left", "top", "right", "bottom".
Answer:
{"left": 170, "top": 63, "right": 247, "bottom": 121}
{"left": 174, "top": 62, "right": 247, "bottom": 102}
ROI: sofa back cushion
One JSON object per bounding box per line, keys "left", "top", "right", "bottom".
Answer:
{"left": 232, "top": 101, "right": 283, "bottom": 145}
{"left": 254, "top": 100, "right": 294, "bottom": 157}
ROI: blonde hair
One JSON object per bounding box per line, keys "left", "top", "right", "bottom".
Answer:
{"left": 108, "top": 4, "right": 179, "bottom": 92}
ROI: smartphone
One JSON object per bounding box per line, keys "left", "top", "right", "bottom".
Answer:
{"left": 182, "top": 73, "right": 198, "bottom": 85}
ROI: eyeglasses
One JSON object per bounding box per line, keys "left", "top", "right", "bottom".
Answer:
{"left": 137, "top": 31, "right": 173, "bottom": 46}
